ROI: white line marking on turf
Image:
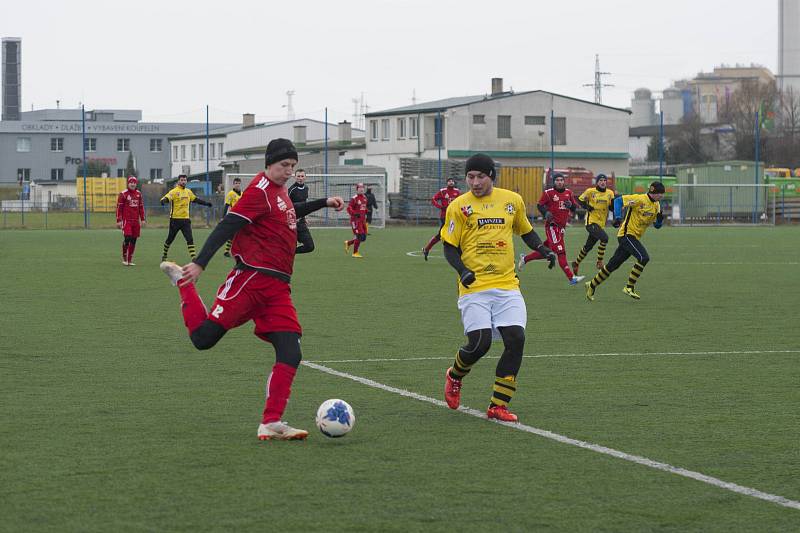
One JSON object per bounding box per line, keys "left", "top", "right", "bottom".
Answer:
{"left": 406, "top": 250, "right": 444, "bottom": 259}
{"left": 302, "top": 360, "right": 800, "bottom": 511}
{"left": 308, "top": 349, "right": 800, "bottom": 364}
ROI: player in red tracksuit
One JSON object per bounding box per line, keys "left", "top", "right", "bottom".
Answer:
{"left": 518, "top": 173, "right": 585, "bottom": 285}
{"left": 345, "top": 183, "right": 368, "bottom": 258}
{"left": 422, "top": 178, "right": 460, "bottom": 260}
{"left": 116, "top": 176, "right": 146, "bottom": 266}
{"left": 159, "top": 138, "right": 345, "bottom": 441}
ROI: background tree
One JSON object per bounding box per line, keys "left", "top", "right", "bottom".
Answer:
{"left": 719, "top": 79, "right": 778, "bottom": 162}
{"left": 125, "top": 152, "right": 137, "bottom": 178}
{"left": 647, "top": 114, "right": 708, "bottom": 164}
{"left": 75, "top": 159, "right": 111, "bottom": 178}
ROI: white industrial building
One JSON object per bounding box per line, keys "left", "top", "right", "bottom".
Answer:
{"left": 365, "top": 79, "right": 631, "bottom": 192}
{"left": 779, "top": 0, "right": 800, "bottom": 94}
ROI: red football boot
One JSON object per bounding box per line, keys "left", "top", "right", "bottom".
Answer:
{"left": 444, "top": 368, "right": 462, "bottom": 410}
{"left": 487, "top": 405, "right": 518, "bottom": 423}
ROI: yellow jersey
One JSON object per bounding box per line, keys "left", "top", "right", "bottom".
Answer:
{"left": 440, "top": 187, "right": 533, "bottom": 296}
{"left": 579, "top": 187, "right": 615, "bottom": 227}
{"left": 618, "top": 193, "right": 661, "bottom": 239}
{"left": 161, "top": 186, "right": 197, "bottom": 219}
{"left": 225, "top": 189, "right": 242, "bottom": 209}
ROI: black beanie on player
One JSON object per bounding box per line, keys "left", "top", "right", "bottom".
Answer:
{"left": 649, "top": 181, "right": 666, "bottom": 194}
{"left": 465, "top": 153, "right": 496, "bottom": 180}
{"left": 265, "top": 138, "right": 299, "bottom": 167}
{"left": 595, "top": 173, "right": 607, "bottom": 183}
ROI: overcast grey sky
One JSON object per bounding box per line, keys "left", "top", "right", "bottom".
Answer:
{"left": 2, "top": 0, "right": 779, "bottom": 125}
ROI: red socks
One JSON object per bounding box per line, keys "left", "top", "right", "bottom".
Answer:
{"left": 424, "top": 233, "right": 440, "bottom": 252}
{"left": 262, "top": 363, "right": 298, "bottom": 423}
{"left": 178, "top": 283, "right": 208, "bottom": 333}
{"left": 557, "top": 253, "right": 574, "bottom": 279}
{"left": 353, "top": 239, "right": 361, "bottom": 253}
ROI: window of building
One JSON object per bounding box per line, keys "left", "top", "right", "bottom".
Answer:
{"left": 173, "top": 145, "right": 179, "bottom": 161}
{"left": 473, "top": 115, "right": 486, "bottom": 125}
{"left": 150, "top": 138, "right": 163, "bottom": 152}
{"left": 180, "top": 145, "right": 186, "bottom": 161}
{"left": 50, "top": 137, "right": 64, "bottom": 151}
{"left": 117, "top": 168, "right": 125, "bottom": 178}
{"left": 409, "top": 117, "right": 418, "bottom": 139}
{"left": 210, "top": 143, "right": 216, "bottom": 159}
{"left": 525, "top": 115, "right": 546, "bottom": 125}
{"left": 218, "top": 142, "right": 223, "bottom": 158}
{"left": 381, "top": 119, "right": 390, "bottom": 140}
{"left": 198, "top": 143, "right": 204, "bottom": 161}
{"left": 84, "top": 138, "right": 97, "bottom": 152}
{"left": 51, "top": 168, "right": 64, "bottom": 180}
{"left": 17, "top": 168, "right": 31, "bottom": 182}
{"left": 191, "top": 144, "right": 197, "bottom": 161}
{"left": 370, "top": 120, "right": 378, "bottom": 141}
{"left": 150, "top": 168, "right": 163, "bottom": 180}
{"left": 397, "top": 118, "right": 406, "bottom": 139}
{"left": 497, "top": 115, "right": 511, "bottom": 138}
{"left": 16, "top": 137, "right": 31, "bottom": 152}
{"left": 117, "top": 138, "right": 130, "bottom": 151}
{"left": 553, "top": 117, "right": 567, "bottom": 145}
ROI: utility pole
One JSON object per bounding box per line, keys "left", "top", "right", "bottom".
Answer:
{"left": 285, "top": 90, "right": 296, "bottom": 120}
{"left": 583, "top": 54, "right": 613, "bottom": 104}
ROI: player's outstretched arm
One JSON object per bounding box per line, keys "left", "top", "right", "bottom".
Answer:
{"left": 521, "top": 230, "right": 556, "bottom": 269}
{"left": 294, "top": 196, "right": 345, "bottom": 218}
{"left": 193, "top": 198, "right": 213, "bottom": 207}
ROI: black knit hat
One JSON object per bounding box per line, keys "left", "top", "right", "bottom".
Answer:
{"left": 465, "top": 153, "right": 496, "bottom": 180}
{"left": 649, "top": 181, "right": 666, "bottom": 194}
{"left": 265, "top": 138, "right": 298, "bottom": 167}
{"left": 595, "top": 173, "right": 607, "bottom": 183}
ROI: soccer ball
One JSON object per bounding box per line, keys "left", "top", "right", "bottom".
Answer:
{"left": 316, "top": 399, "right": 355, "bottom": 438}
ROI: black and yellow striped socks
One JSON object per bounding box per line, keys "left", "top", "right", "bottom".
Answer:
{"left": 449, "top": 352, "right": 474, "bottom": 379}
{"left": 187, "top": 244, "right": 197, "bottom": 259}
{"left": 490, "top": 375, "right": 517, "bottom": 407}
{"left": 575, "top": 247, "right": 588, "bottom": 267}
{"left": 590, "top": 266, "right": 611, "bottom": 289}
{"left": 597, "top": 242, "right": 607, "bottom": 262}
{"left": 162, "top": 242, "right": 170, "bottom": 261}
{"left": 626, "top": 262, "right": 645, "bottom": 288}
{"left": 225, "top": 240, "right": 232, "bottom": 255}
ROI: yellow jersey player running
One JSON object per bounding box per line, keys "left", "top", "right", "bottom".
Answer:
{"left": 572, "top": 173, "right": 616, "bottom": 274}
{"left": 223, "top": 177, "right": 242, "bottom": 257}
{"left": 585, "top": 181, "right": 666, "bottom": 301}
{"left": 441, "top": 153, "right": 555, "bottom": 423}
{"left": 160, "top": 174, "right": 212, "bottom": 261}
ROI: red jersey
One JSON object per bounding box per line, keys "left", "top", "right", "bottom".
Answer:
{"left": 116, "top": 189, "right": 145, "bottom": 222}
{"left": 538, "top": 187, "right": 577, "bottom": 227}
{"left": 228, "top": 171, "right": 297, "bottom": 277}
{"left": 432, "top": 186, "right": 461, "bottom": 218}
{"left": 347, "top": 193, "right": 368, "bottom": 220}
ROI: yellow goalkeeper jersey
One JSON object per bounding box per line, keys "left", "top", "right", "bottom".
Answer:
{"left": 161, "top": 186, "right": 197, "bottom": 219}
{"left": 579, "top": 187, "right": 615, "bottom": 227}
{"left": 225, "top": 189, "right": 242, "bottom": 209}
{"left": 440, "top": 187, "right": 533, "bottom": 297}
{"left": 618, "top": 193, "right": 661, "bottom": 239}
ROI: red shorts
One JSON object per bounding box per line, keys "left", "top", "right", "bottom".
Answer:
{"left": 544, "top": 223, "right": 566, "bottom": 254}
{"left": 122, "top": 220, "right": 141, "bottom": 238}
{"left": 207, "top": 269, "right": 301, "bottom": 340}
{"left": 350, "top": 218, "right": 366, "bottom": 235}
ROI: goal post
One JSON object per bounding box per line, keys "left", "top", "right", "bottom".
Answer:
{"left": 224, "top": 173, "right": 387, "bottom": 229}
{"left": 671, "top": 183, "right": 776, "bottom": 226}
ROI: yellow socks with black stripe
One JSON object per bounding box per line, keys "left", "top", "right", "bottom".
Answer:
{"left": 590, "top": 266, "right": 611, "bottom": 289}
{"left": 187, "top": 243, "right": 197, "bottom": 259}
{"left": 162, "top": 242, "right": 170, "bottom": 261}
{"left": 574, "top": 247, "right": 587, "bottom": 267}
{"left": 490, "top": 375, "right": 517, "bottom": 407}
{"left": 224, "top": 240, "right": 232, "bottom": 255}
{"left": 597, "top": 241, "right": 607, "bottom": 262}
{"left": 626, "top": 262, "right": 644, "bottom": 288}
{"left": 449, "top": 352, "right": 474, "bottom": 380}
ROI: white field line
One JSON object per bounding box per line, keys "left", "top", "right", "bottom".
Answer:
{"left": 308, "top": 349, "right": 800, "bottom": 364}
{"left": 404, "top": 250, "right": 799, "bottom": 265}
{"left": 302, "top": 360, "right": 800, "bottom": 511}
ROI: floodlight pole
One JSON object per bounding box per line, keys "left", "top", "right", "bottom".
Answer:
{"left": 82, "top": 105, "right": 88, "bottom": 228}
{"left": 658, "top": 110, "right": 664, "bottom": 179}
{"left": 550, "top": 109, "right": 555, "bottom": 184}
{"left": 754, "top": 110, "right": 760, "bottom": 223}
{"left": 437, "top": 110, "right": 442, "bottom": 187}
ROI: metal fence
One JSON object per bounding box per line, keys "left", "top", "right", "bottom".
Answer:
{"left": 672, "top": 184, "right": 776, "bottom": 225}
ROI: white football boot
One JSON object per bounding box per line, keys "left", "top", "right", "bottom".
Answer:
{"left": 257, "top": 421, "right": 309, "bottom": 441}
{"left": 159, "top": 261, "right": 183, "bottom": 286}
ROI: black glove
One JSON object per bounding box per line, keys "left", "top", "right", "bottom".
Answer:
{"left": 544, "top": 211, "right": 553, "bottom": 222}
{"left": 656, "top": 212, "right": 664, "bottom": 224}
{"left": 564, "top": 200, "right": 573, "bottom": 209}
{"left": 537, "top": 245, "right": 556, "bottom": 269}
{"left": 459, "top": 269, "right": 476, "bottom": 288}
{"left": 352, "top": 213, "right": 360, "bottom": 219}
{"left": 613, "top": 218, "right": 622, "bottom": 228}
{"left": 585, "top": 204, "right": 594, "bottom": 212}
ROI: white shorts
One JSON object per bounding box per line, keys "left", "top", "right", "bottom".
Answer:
{"left": 457, "top": 288, "right": 527, "bottom": 339}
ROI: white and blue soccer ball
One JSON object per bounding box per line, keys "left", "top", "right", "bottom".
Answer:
{"left": 316, "top": 399, "right": 355, "bottom": 438}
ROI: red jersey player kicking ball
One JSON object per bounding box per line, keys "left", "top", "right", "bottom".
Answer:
{"left": 116, "top": 176, "right": 146, "bottom": 266}
{"left": 518, "top": 173, "right": 585, "bottom": 285}
{"left": 159, "top": 138, "right": 345, "bottom": 441}
{"left": 422, "top": 177, "right": 460, "bottom": 260}
{"left": 345, "top": 183, "right": 368, "bottom": 258}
